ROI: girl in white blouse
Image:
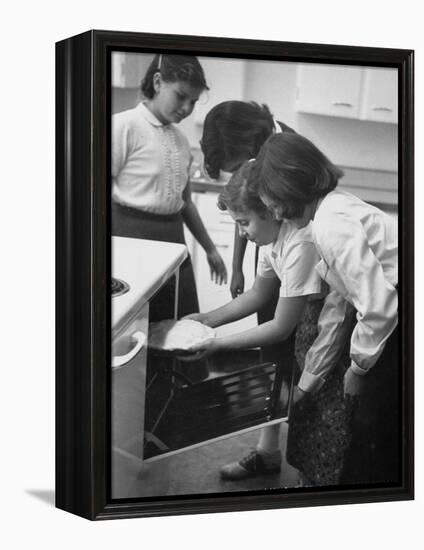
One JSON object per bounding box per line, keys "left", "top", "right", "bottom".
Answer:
{"left": 112, "top": 54, "right": 227, "bottom": 323}
{"left": 255, "top": 132, "right": 399, "bottom": 485}
{"left": 186, "top": 161, "right": 324, "bottom": 480}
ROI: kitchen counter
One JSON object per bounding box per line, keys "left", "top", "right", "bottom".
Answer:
{"left": 191, "top": 178, "right": 226, "bottom": 194}
{"left": 112, "top": 237, "right": 187, "bottom": 338}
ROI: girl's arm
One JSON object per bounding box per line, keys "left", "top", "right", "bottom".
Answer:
{"left": 210, "top": 295, "right": 306, "bottom": 351}
{"left": 182, "top": 182, "right": 227, "bottom": 285}
{"left": 189, "top": 284, "right": 307, "bottom": 353}
{"left": 185, "top": 275, "right": 279, "bottom": 328}
{"left": 301, "top": 214, "right": 397, "bottom": 395}
{"left": 230, "top": 229, "right": 248, "bottom": 298}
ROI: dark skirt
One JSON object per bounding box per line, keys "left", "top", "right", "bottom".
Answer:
{"left": 287, "top": 291, "right": 400, "bottom": 487}
{"left": 340, "top": 325, "right": 400, "bottom": 485}
{"left": 286, "top": 295, "right": 355, "bottom": 486}
{"left": 112, "top": 202, "right": 199, "bottom": 318}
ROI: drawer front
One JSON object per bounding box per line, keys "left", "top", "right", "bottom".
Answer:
{"left": 195, "top": 191, "right": 235, "bottom": 232}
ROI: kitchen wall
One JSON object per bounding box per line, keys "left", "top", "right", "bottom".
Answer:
{"left": 112, "top": 54, "right": 398, "bottom": 212}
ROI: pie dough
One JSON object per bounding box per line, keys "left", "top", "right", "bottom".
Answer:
{"left": 149, "top": 319, "right": 215, "bottom": 351}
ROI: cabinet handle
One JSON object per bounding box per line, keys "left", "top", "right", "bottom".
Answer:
{"left": 215, "top": 243, "right": 230, "bottom": 249}
{"left": 332, "top": 101, "right": 353, "bottom": 107}
{"left": 372, "top": 106, "right": 393, "bottom": 112}
{"left": 112, "top": 331, "right": 146, "bottom": 369}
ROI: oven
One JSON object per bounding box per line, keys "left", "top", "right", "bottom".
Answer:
{"left": 111, "top": 236, "right": 294, "bottom": 498}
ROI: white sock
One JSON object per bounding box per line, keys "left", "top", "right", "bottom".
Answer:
{"left": 257, "top": 424, "right": 281, "bottom": 455}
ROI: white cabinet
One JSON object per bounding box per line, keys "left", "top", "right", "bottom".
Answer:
{"left": 360, "top": 68, "right": 398, "bottom": 123}
{"left": 296, "top": 64, "right": 398, "bottom": 124}
{"left": 112, "top": 52, "right": 153, "bottom": 88}
{"left": 296, "top": 64, "right": 363, "bottom": 119}
{"left": 184, "top": 191, "right": 257, "bottom": 337}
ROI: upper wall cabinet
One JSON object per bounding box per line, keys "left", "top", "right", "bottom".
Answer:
{"left": 112, "top": 52, "right": 153, "bottom": 88}
{"left": 296, "top": 64, "right": 398, "bottom": 124}
{"left": 360, "top": 68, "right": 398, "bottom": 123}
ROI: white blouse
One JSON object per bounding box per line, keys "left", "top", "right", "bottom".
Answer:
{"left": 257, "top": 221, "right": 322, "bottom": 298}
{"left": 299, "top": 189, "right": 398, "bottom": 393}
{"left": 111, "top": 102, "right": 192, "bottom": 215}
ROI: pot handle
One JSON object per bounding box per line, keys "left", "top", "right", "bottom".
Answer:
{"left": 112, "top": 331, "right": 146, "bottom": 369}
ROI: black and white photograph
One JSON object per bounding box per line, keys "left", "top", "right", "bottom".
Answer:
{"left": 4, "top": 0, "right": 423, "bottom": 545}
{"left": 110, "top": 50, "right": 404, "bottom": 500}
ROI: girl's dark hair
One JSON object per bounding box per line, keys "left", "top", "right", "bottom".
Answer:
{"left": 217, "top": 161, "right": 269, "bottom": 218}
{"left": 141, "top": 54, "right": 209, "bottom": 99}
{"left": 201, "top": 101, "right": 275, "bottom": 179}
{"left": 252, "top": 133, "right": 344, "bottom": 219}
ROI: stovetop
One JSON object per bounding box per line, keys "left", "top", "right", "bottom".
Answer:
{"left": 111, "top": 277, "right": 130, "bottom": 297}
{"left": 112, "top": 237, "right": 187, "bottom": 338}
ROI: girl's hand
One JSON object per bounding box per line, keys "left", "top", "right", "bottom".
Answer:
{"left": 182, "top": 312, "right": 206, "bottom": 323}
{"left": 230, "top": 269, "right": 245, "bottom": 298}
{"left": 187, "top": 337, "right": 219, "bottom": 357}
{"left": 343, "top": 367, "right": 365, "bottom": 397}
{"left": 292, "top": 385, "right": 308, "bottom": 405}
{"left": 206, "top": 249, "right": 228, "bottom": 285}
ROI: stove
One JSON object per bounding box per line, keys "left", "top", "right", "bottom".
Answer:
{"left": 111, "top": 277, "right": 130, "bottom": 298}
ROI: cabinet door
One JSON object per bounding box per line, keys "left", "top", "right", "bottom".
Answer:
{"left": 186, "top": 192, "right": 257, "bottom": 336}
{"left": 194, "top": 190, "right": 235, "bottom": 231}
{"left": 194, "top": 229, "right": 257, "bottom": 337}
{"left": 112, "top": 52, "right": 153, "bottom": 88}
{"left": 360, "top": 68, "right": 398, "bottom": 124}
{"left": 296, "top": 64, "right": 363, "bottom": 119}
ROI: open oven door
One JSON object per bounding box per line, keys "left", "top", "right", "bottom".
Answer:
{"left": 142, "top": 352, "right": 295, "bottom": 463}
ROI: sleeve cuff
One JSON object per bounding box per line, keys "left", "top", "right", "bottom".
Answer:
{"left": 349, "top": 360, "right": 368, "bottom": 376}
{"left": 298, "top": 371, "right": 326, "bottom": 393}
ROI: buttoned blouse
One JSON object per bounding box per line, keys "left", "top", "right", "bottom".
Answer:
{"left": 299, "top": 189, "right": 398, "bottom": 392}
{"left": 257, "top": 221, "right": 322, "bottom": 298}
{"left": 112, "top": 102, "right": 192, "bottom": 215}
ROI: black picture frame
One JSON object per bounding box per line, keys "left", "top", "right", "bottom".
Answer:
{"left": 56, "top": 29, "right": 414, "bottom": 520}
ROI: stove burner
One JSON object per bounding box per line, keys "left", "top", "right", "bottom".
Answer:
{"left": 111, "top": 277, "right": 130, "bottom": 297}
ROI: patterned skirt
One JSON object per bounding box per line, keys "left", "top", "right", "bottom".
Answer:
{"left": 286, "top": 296, "right": 355, "bottom": 487}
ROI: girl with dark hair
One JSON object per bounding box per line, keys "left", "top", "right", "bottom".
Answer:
{"left": 201, "top": 101, "right": 295, "bottom": 300}
{"left": 202, "top": 101, "right": 277, "bottom": 180}
{"left": 185, "top": 161, "right": 324, "bottom": 480}
{"left": 254, "top": 132, "right": 399, "bottom": 486}
{"left": 112, "top": 54, "right": 227, "bottom": 325}
{"left": 197, "top": 101, "right": 296, "bottom": 479}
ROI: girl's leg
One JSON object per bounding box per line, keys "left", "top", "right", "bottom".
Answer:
{"left": 257, "top": 424, "right": 281, "bottom": 454}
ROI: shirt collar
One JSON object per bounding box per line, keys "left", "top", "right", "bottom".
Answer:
{"left": 270, "top": 220, "right": 313, "bottom": 257}
{"left": 137, "top": 101, "right": 166, "bottom": 127}
{"left": 273, "top": 119, "right": 282, "bottom": 134}
{"left": 270, "top": 222, "right": 288, "bottom": 257}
